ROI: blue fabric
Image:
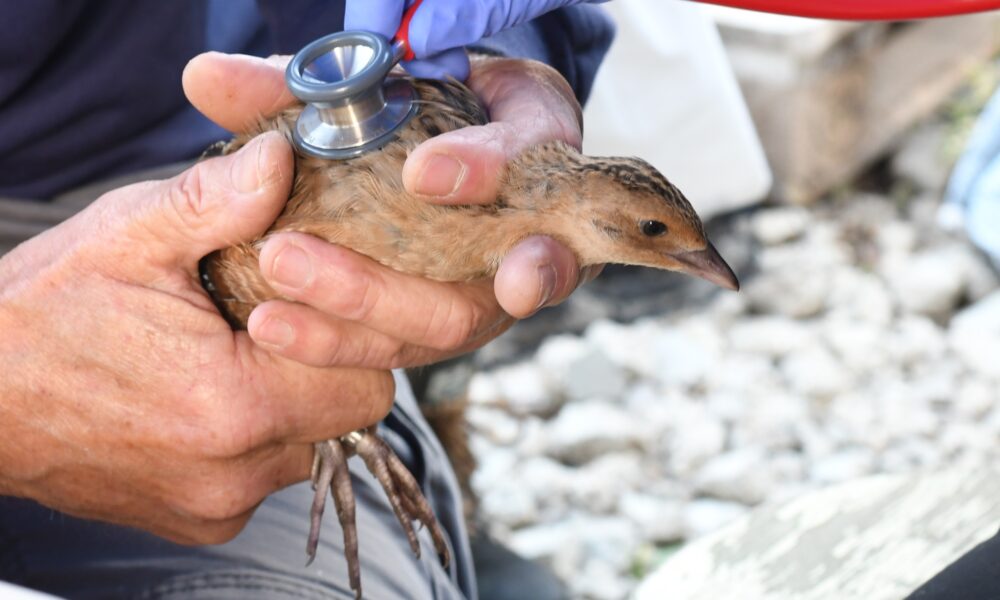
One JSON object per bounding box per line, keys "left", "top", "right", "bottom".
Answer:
{"left": 0, "top": 0, "right": 612, "bottom": 200}
{"left": 945, "top": 86, "right": 1000, "bottom": 268}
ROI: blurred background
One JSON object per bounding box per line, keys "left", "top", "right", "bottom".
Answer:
{"left": 423, "top": 3, "right": 1000, "bottom": 599}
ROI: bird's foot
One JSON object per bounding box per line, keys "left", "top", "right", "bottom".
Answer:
{"left": 306, "top": 429, "right": 450, "bottom": 600}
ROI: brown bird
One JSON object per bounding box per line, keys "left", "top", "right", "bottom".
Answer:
{"left": 199, "top": 68, "right": 738, "bottom": 599}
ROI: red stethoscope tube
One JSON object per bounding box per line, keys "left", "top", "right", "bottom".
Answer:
{"left": 695, "top": 0, "right": 1000, "bottom": 20}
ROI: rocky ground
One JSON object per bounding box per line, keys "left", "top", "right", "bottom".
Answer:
{"left": 449, "top": 81, "right": 1000, "bottom": 599}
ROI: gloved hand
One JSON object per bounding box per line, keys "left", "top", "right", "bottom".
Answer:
{"left": 345, "top": 0, "right": 603, "bottom": 80}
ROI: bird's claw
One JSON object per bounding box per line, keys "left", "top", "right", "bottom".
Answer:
{"left": 306, "top": 429, "right": 450, "bottom": 600}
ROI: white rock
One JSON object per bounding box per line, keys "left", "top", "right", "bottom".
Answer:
{"left": 480, "top": 484, "right": 538, "bottom": 528}
{"left": 888, "top": 315, "right": 947, "bottom": 367}
{"left": 950, "top": 290, "right": 1000, "bottom": 379}
{"left": 880, "top": 393, "right": 940, "bottom": 442}
{"left": 956, "top": 243, "right": 1000, "bottom": 301}
{"left": 650, "top": 326, "right": 717, "bottom": 388}
{"left": 514, "top": 416, "right": 548, "bottom": 456}
{"left": 618, "top": 492, "right": 686, "bottom": 543}
{"left": 729, "top": 392, "right": 808, "bottom": 451}
{"left": 878, "top": 220, "right": 918, "bottom": 258}
{"left": 492, "top": 362, "right": 559, "bottom": 415}
{"left": 826, "top": 268, "right": 894, "bottom": 326}
{"left": 705, "top": 390, "right": 747, "bottom": 424}
{"left": 821, "top": 316, "right": 888, "bottom": 373}
{"left": 780, "top": 345, "right": 852, "bottom": 398}
{"left": 579, "top": 516, "right": 641, "bottom": 572}
{"left": 694, "top": 448, "right": 773, "bottom": 505}
{"left": 827, "top": 392, "right": 884, "bottom": 449}
{"left": 507, "top": 519, "right": 583, "bottom": 576}
{"left": 534, "top": 334, "right": 592, "bottom": 379}
{"left": 728, "top": 316, "right": 815, "bottom": 357}
{"left": 683, "top": 499, "right": 749, "bottom": 539}
{"left": 891, "top": 121, "right": 950, "bottom": 191}
{"left": 769, "top": 451, "right": 807, "bottom": 485}
{"left": 706, "top": 353, "right": 781, "bottom": 396}
{"left": 939, "top": 421, "right": 996, "bottom": 455}
{"left": 563, "top": 347, "right": 629, "bottom": 402}
{"left": 517, "top": 455, "right": 575, "bottom": 512}
{"left": 880, "top": 438, "right": 943, "bottom": 472}
{"left": 465, "top": 406, "right": 521, "bottom": 445}
{"left": 955, "top": 379, "right": 997, "bottom": 419}
{"left": 571, "top": 559, "right": 633, "bottom": 600}
{"left": 709, "top": 291, "right": 749, "bottom": 324}
{"left": 544, "top": 400, "right": 650, "bottom": 464}
{"left": 470, "top": 445, "right": 518, "bottom": 492}
{"left": 751, "top": 207, "right": 810, "bottom": 246}
{"left": 467, "top": 372, "right": 502, "bottom": 405}
{"left": 884, "top": 248, "right": 968, "bottom": 318}
{"left": 795, "top": 420, "right": 836, "bottom": 462}
{"left": 585, "top": 319, "right": 657, "bottom": 376}
{"left": 809, "top": 448, "right": 875, "bottom": 484}
{"left": 566, "top": 452, "right": 647, "bottom": 513}
{"left": 745, "top": 267, "right": 830, "bottom": 318}
{"left": 665, "top": 403, "right": 727, "bottom": 477}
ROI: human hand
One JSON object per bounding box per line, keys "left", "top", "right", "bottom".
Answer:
{"left": 0, "top": 131, "right": 395, "bottom": 544}
{"left": 183, "top": 52, "right": 599, "bottom": 371}
{"left": 345, "top": 0, "right": 604, "bottom": 80}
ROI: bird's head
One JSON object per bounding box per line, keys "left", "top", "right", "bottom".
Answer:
{"left": 568, "top": 156, "right": 739, "bottom": 291}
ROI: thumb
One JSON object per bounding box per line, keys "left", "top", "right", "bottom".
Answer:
{"left": 112, "top": 132, "right": 293, "bottom": 270}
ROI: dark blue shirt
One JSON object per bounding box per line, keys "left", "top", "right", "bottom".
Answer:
{"left": 0, "top": 0, "right": 612, "bottom": 199}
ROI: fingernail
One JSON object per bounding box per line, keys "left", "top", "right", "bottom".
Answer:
{"left": 230, "top": 136, "right": 265, "bottom": 193}
{"left": 270, "top": 243, "right": 313, "bottom": 289}
{"left": 254, "top": 316, "right": 295, "bottom": 349}
{"left": 415, "top": 154, "right": 466, "bottom": 197}
{"left": 536, "top": 264, "right": 557, "bottom": 310}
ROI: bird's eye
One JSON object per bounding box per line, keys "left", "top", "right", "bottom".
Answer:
{"left": 640, "top": 220, "right": 668, "bottom": 237}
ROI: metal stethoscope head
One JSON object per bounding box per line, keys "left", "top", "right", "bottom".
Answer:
{"left": 285, "top": 2, "right": 422, "bottom": 160}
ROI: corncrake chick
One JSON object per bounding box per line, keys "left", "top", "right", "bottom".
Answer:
{"left": 200, "top": 73, "right": 737, "bottom": 599}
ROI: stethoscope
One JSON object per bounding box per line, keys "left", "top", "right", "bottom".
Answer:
{"left": 284, "top": 1, "right": 422, "bottom": 159}
{"left": 285, "top": 0, "right": 1000, "bottom": 160}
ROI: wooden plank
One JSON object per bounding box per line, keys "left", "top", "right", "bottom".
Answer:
{"left": 715, "top": 12, "right": 1000, "bottom": 203}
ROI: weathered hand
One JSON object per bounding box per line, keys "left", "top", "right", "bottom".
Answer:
{"left": 0, "top": 133, "right": 395, "bottom": 544}
{"left": 183, "top": 52, "right": 597, "bottom": 371}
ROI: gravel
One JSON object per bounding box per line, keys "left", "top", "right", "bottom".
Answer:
{"left": 462, "top": 140, "right": 1000, "bottom": 599}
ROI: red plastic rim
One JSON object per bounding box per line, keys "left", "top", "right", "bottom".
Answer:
{"left": 696, "top": 0, "right": 1000, "bottom": 20}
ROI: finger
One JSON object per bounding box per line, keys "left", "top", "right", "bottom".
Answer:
{"left": 402, "top": 58, "right": 582, "bottom": 204}
{"left": 238, "top": 337, "right": 397, "bottom": 444}
{"left": 183, "top": 52, "right": 295, "bottom": 133}
{"left": 400, "top": 48, "right": 470, "bottom": 81}
{"left": 257, "top": 232, "right": 507, "bottom": 351}
{"left": 494, "top": 235, "right": 584, "bottom": 318}
{"left": 98, "top": 132, "right": 293, "bottom": 272}
{"left": 247, "top": 298, "right": 512, "bottom": 369}
{"left": 344, "top": 0, "right": 406, "bottom": 36}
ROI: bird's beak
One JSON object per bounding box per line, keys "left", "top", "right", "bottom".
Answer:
{"left": 669, "top": 242, "right": 740, "bottom": 291}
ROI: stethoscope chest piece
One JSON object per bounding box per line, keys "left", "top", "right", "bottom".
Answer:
{"left": 286, "top": 31, "right": 417, "bottom": 160}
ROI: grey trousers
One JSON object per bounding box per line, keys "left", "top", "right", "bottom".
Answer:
{"left": 0, "top": 172, "right": 475, "bottom": 600}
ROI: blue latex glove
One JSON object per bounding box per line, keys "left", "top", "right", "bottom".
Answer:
{"left": 943, "top": 87, "right": 1000, "bottom": 269}
{"left": 345, "top": 0, "right": 604, "bottom": 80}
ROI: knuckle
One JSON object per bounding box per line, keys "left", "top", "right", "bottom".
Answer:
{"left": 424, "top": 297, "right": 478, "bottom": 351}
{"left": 337, "top": 269, "right": 380, "bottom": 324}
{"left": 178, "top": 472, "right": 258, "bottom": 523}
{"left": 167, "top": 165, "right": 212, "bottom": 230}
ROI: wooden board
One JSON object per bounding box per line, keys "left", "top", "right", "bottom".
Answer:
{"left": 710, "top": 9, "right": 1000, "bottom": 203}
